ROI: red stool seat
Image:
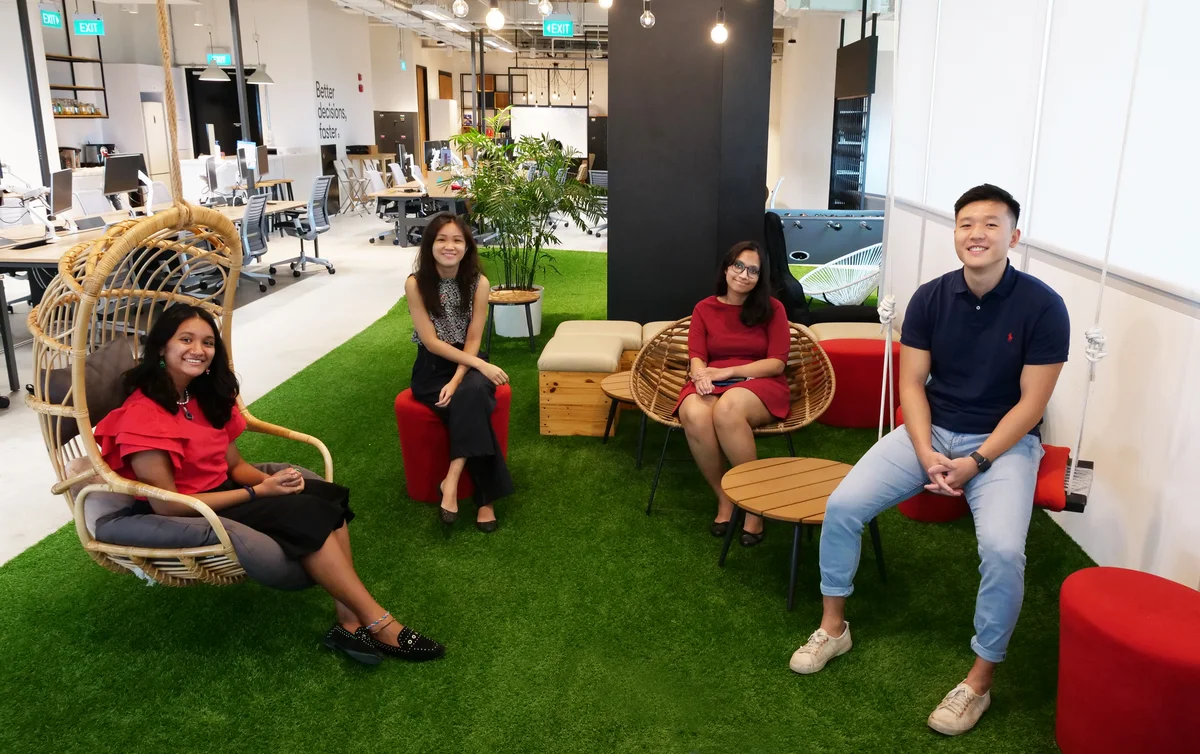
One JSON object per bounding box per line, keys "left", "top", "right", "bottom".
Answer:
{"left": 394, "top": 385, "right": 512, "bottom": 503}
{"left": 1057, "top": 567, "right": 1200, "bottom": 753}
{"left": 817, "top": 338, "right": 901, "bottom": 429}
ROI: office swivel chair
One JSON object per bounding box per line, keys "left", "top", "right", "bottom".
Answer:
{"left": 238, "top": 193, "right": 276, "bottom": 293}
{"left": 276, "top": 175, "right": 335, "bottom": 278}
{"left": 585, "top": 170, "right": 608, "bottom": 237}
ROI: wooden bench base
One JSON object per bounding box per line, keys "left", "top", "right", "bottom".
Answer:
{"left": 539, "top": 371, "right": 616, "bottom": 436}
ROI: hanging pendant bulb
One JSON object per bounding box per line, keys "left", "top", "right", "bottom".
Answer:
{"left": 485, "top": 0, "right": 505, "bottom": 30}
{"left": 452, "top": 0, "right": 469, "bottom": 18}
{"left": 711, "top": 7, "right": 727, "bottom": 44}
{"left": 599, "top": 0, "right": 613, "bottom": 9}
{"left": 640, "top": 0, "right": 655, "bottom": 29}
{"left": 538, "top": 0, "right": 553, "bottom": 17}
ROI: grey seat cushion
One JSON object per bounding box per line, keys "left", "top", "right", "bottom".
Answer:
{"left": 78, "top": 462, "right": 319, "bottom": 591}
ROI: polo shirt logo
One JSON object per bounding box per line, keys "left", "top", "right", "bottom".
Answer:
{"left": 1008, "top": 332, "right": 1013, "bottom": 342}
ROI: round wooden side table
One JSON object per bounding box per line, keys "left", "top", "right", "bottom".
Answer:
{"left": 600, "top": 371, "right": 648, "bottom": 468}
{"left": 719, "top": 457, "right": 886, "bottom": 610}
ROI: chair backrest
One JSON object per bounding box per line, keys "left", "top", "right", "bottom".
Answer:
{"left": 151, "top": 182, "right": 170, "bottom": 202}
{"left": 309, "top": 175, "right": 333, "bottom": 232}
{"left": 365, "top": 169, "right": 386, "bottom": 195}
{"left": 241, "top": 193, "right": 269, "bottom": 258}
{"left": 631, "top": 316, "right": 835, "bottom": 433}
{"left": 75, "top": 189, "right": 114, "bottom": 216}
{"left": 388, "top": 162, "right": 407, "bottom": 185}
{"left": 589, "top": 170, "right": 608, "bottom": 188}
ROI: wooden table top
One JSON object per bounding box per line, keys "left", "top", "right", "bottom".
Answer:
{"left": 0, "top": 200, "right": 306, "bottom": 266}
{"left": 488, "top": 288, "right": 540, "bottom": 305}
{"left": 721, "top": 457, "right": 851, "bottom": 524}
{"left": 601, "top": 371, "right": 634, "bottom": 403}
{"left": 347, "top": 153, "right": 396, "bottom": 161}
{"left": 234, "top": 178, "right": 293, "bottom": 189}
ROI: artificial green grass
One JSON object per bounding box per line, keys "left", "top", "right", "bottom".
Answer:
{"left": 0, "top": 251, "right": 1092, "bottom": 753}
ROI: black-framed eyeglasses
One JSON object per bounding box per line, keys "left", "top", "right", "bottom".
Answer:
{"left": 731, "top": 260, "right": 760, "bottom": 278}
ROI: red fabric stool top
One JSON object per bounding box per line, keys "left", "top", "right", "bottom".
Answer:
{"left": 394, "top": 385, "right": 512, "bottom": 504}
{"left": 1057, "top": 567, "right": 1200, "bottom": 754}
{"left": 817, "top": 338, "right": 902, "bottom": 429}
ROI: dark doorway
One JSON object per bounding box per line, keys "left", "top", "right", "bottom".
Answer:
{"left": 184, "top": 67, "right": 263, "bottom": 156}
{"left": 376, "top": 110, "right": 420, "bottom": 167}
{"left": 588, "top": 116, "right": 608, "bottom": 171}
{"left": 416, "top": 65, "right": 429, "bottom": 167}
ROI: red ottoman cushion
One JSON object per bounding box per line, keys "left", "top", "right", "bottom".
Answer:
{"left": 394, "top": 384, "right": 512, "bottom": 504}
{"left": 891, "top": 406, "right": 970, "bottom": 522}
{"left": 818, "top": 338, "right": 901, "bottom": 429}
{"left": 1057, "top": 567, "right": 1200, "bottom": 753}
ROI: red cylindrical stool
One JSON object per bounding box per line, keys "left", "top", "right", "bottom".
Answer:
{"left": 891, "top": 405, "right": 970, "bottom": 522}
{"left": 394, "top": 384, "right": 512, "bottom": 503}
{"left": 817, "top": 338, "right": 901, "bottom": 429}
{"left": 1057, "top": 567, "right": 1200, "bottom": 753}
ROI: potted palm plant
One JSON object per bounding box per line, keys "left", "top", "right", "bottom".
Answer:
{"left": 450, "top": 108, "right": 604, "bottom": 338}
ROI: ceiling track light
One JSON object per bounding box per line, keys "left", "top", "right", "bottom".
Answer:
{"left": 200, "top": 31, "right": 230, "bottom": 82}
{"left": 486, "top": 0, "right": 505, "bottom": 31}
{"left": 640, "top": 0, "right": 654, "bottom": 29}
{"left": 711, "top": 6, "right": 727, "bottom": 44}
{"left": 537, "top": 0, "right": 553, "bottom": 17}
{"left": 451, "top": 0, "right": 468, "bottom": 18}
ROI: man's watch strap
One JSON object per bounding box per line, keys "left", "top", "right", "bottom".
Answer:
{"left": 970, "top": 451, "right": 992, "bottom": 473}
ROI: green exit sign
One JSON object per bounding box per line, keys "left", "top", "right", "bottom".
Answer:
{"left": 543, "top": 16, "right": 574, "bottom": 38}
{"left": 40, "top": 6, "right": 63, "bottom": 28}
{"left": 73, "top": 14, "right": 105, "bottom": 36}
{"left": 207, "top": 53, "right": 233, "bottom": 66}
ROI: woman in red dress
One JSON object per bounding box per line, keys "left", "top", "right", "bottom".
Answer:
{"left": 93, "top": 304, "right": 444, "bottom": 665}
{"left": 676, "top": 241, "right": 791, "bottom": 546}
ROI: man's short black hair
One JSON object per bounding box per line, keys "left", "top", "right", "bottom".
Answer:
{"left": 954, "top": 184, "right": 1020, "bottom": 227}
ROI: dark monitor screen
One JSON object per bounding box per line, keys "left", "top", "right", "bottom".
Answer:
{"left": 257, "top": 145, "right": 269, "bottom": 175}
{"left": 50, "top": 169, "right": 72, "bottom": 215}
{"left": 206, "top": 156, "right": 219, "bottom": 191}
{"left": 103, "top": 154, "right": 143, "bottom": 195}
{"left": 423, "top": 140, "right": 448, "bottom": 166}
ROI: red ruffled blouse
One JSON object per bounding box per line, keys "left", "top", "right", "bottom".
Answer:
{"left": 92, "top": 389, "right": 247, "bottom": 495}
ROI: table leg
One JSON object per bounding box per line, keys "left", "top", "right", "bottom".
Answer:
{"left": 718, "top": 505, "right": 742, "bottom": 567}
{"left": 868, "top": 518, "right": 886, "bottom": 583}
{"left": 788, "top": 524, "right": 802, "bottom": 611}
{"left": 524, "top": 303, "right": 535, "bottom": 352}
{"left": 786, "top": 432, "right": 796, "bottom": 457}
{"left": 0, "top": 278, "right": 19, "bottom": 393}
{"left": 645, "top": 426, "right": 672, "bottom": 515}
{"left": 485, "top": 303, "right": 495, "bottom": 357}
{"left": 602, "top": 399, "right": 618, "bottom": 444}
{"left": 635, "top": 412, "right": 647, "bottom": 469}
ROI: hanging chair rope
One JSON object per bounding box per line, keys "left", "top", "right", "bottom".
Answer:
{"left": 153, "top": 0, "right": 190, "bottom": 223}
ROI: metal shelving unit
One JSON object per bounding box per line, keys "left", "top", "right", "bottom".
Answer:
{"left": 46, "top": 7, "right": 109, "bottom": 119}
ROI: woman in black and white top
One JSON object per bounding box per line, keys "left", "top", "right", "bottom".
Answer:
{"left": 405, "top": 213, "right": 513, "bottom": 531}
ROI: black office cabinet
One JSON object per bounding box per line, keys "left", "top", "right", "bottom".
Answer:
{"left": 375, "top": 110, "right": 420, "bottom": 165}
{"left": 587, "top": 116, "right": 608, "bottom": 171}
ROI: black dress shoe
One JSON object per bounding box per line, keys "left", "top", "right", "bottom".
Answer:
{"left": 355, "top": 626, "right": 446, "bottom": 662}
{"left": 740, "top": 531, "right": 765, "bottom": 548}
{"left": 710, "top": 521, "right": 730, "bottom": 538}
{"left": 438, "top": 482, "right": 458, "bottom": 524}
{"left": 476, "top": 519, "right": 498, "bottom": 533}
{"left": 323, "top": 624, "right": 382, "bottom": 665}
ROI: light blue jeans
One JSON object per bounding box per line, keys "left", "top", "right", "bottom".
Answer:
{"left": 819, "top": 425, "right": 1044, "bottom": 663}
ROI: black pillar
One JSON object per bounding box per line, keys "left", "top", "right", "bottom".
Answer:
{"left": 17, "top": 0, "right": 51, "bottom": 185}
{"left": 607, "top": 0, "right": 773, "bottom": 323}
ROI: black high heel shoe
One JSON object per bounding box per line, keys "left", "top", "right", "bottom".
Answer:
{"left": 711, "top": 521, "right": 730, "bottom": 538}
{"left": 438, "top": 482, "right": 458, "bottom": 524}
{"left": 355, "top": 625, "right": 446, "bottom": 662}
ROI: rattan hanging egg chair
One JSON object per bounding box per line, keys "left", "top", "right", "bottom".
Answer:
{"left": 24, "top": 0, "right": 333, "bottom": 587}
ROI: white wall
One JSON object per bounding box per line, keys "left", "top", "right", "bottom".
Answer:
{"left": 1, "top": 0, "right": 57, "bottom": 192}
{"left": 775, "top": 12, "right": 841, "bottom": 209}
{"left": 886, "top": 0, "right": 1200, "bottom": 588}
{"left": 766, "top": 58, "right": 783, "bottom": 198}
{"left": 370, "top": 25, "right": 418, "bottom": 113}
{"left": 864, "top": 51, "right": 892, "bottom": 196}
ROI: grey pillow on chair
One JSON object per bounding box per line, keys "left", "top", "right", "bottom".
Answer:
{"left": 86, "top": 462, "right": 322, "bottom": 591}
{"left": 42, "top": 336, "right": 140, "bottom": 443}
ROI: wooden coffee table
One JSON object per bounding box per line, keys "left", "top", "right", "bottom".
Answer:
{"left": 719, "top": 457, "right": 886, "bottom": 610}
{"left": 600, "top": 371, "right": 648, "bottom": 468}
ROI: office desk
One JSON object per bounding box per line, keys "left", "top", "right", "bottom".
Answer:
{"left": 0, "top": 200, "right": 306, "bottom": 391}
{"left": 233, "top": 178, "right": 296, "bottom": 201}
{"left": 367, "top": 176, "right": 466, "bottom": 245}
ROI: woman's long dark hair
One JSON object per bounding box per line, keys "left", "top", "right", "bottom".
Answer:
{"left": 414, "top": 213, "right": 481, "bottom": 318}
{"left": 122, "top": 304, "right": 240, "bottom": 428}
{"left": 716, "top": 241, "right": 773, "bottom": 327}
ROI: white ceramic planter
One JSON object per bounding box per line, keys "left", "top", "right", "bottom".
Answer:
{"left": 492, "top": 285, "right": 544, "bottom": 337}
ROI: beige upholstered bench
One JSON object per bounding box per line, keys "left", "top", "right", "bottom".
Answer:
{"left": 555, "top": 320, "right": 644, "bottom": 372}
{"left": 538, "top": 334, "right": 625, "bottom": 436}
{"left": 809, "top": 321, "right": 899, "bottom": 341}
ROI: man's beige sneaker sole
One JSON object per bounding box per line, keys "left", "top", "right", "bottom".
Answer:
{"left": 788, "top": 637, "right": 852, "bottom": 675}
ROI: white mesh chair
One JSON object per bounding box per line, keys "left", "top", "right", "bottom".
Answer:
{"left": 797, "top": 242, "right": 883, "bottom": 306}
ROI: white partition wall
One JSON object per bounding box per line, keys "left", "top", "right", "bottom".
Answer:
{"left": 510, "top": 106, "right": 588, "bottom": 156}
{"left": 885, "top": 0, "right": 1200, "bottom": 587}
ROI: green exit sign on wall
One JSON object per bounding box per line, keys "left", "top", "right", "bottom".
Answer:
{"left": 543, "top": 16, "right": 574, "bottom": 38}
{"left": 73, "top": 14, "right": 105, "bottom": 36}
{"left": 39, "top": 5, "right": 63, "bottom": 28}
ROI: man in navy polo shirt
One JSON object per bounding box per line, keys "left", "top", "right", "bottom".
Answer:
{"left": 788, "top": 184, "right": 1069, "bottom": 736}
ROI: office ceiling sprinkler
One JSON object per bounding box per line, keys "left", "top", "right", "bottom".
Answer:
{"left": 640, "top": 0, "right": 654, "bottom": 29}
{"left": 711, "top": 7, "right": 728, "bottom": 44}
{"left": 199, "top": 32, "right": 230, "bottom": 81}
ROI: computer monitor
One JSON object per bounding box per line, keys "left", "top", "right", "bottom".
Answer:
{"left": 50, "top": 169, "right": 72, "bottom": 216}
{"left": 205, "top": 156, "right": 219, "bottom": 191}
{"left": 423, "top": 140, "right": 448, "bottom": 167}
{"left": 256, "top": 145, "right": 269, "bottom": 176}
{"left": 103, "top": 154, "right": 143, "bottom": 196}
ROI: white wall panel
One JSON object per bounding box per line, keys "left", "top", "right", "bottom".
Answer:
{"left": 890, "top": 0, "right": 940, "bottom": 201}
{"left": 923, "top": 0, "right": 1047, "bottom": 209}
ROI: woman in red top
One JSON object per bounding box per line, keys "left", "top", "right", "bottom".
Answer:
{"left": 677, "top": 241, "right": 791, "bottom": 546}
{"left": 92, "top": 304, "right": 444, "bottom": 665}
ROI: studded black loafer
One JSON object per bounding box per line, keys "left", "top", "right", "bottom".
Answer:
{"left": 323, "top": 624, "right": 382, "bottom": 665}
{"left": 355, "top": 626, "right": 446, "bottom": 662}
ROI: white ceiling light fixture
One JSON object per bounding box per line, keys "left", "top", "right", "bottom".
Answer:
{"left": 193, "top": 10, "right": 203, "bottom": 26}
{"left": 451, "top": 0, "right": 468, "bottom": 18}
{"left": 443, "top": 20, "right": 470, "bottom": 32}
{"left": 485, "top": 0, "right": 504, "bottom": 30}
{"left": 537, "top": 0, "right": 553, "bottom": 17}
{"left": 413, "top": 4, "right": 451, "bottom": 22}
{"left": 199, "top": 31, "right": 231, "bottom": 81}
{"left": 599, "top": 0, "right": 612, "bottom": 9}
{"left": 484, "top": 37, "right": 516, "bottom": 53}
{"left": 639, "top": 0, "right": 654, "bottom": 29}
{"left": 247, "top": 33, "right": 274, "bottom": 85}
{"left": 710, "top": 6, "right": 727, "bottom": 44}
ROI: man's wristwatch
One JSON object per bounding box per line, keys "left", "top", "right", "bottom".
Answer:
{"left": 970, "top": 451, "right": 992, "bottom": 474}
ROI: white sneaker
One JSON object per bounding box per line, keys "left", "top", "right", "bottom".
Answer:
{"left": 789, "top": 622, "right": 852, "bottom": 674}
{"left": 927, "top": 682, "right": 991, "bottom": 736}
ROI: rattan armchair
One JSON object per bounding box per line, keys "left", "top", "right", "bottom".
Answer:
{"left": 26, "top": 206, "right": 333, "bottom": 586}
{"left": 630, "top": 316, "right": 835, "bottom": 514}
